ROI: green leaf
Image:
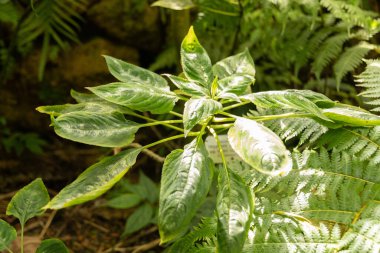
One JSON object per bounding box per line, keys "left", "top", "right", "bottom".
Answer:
{"left": 123, "top": 203, "right": 154, "bottom": 236}
{"left": 139, "top": 171, "right": 159, "bottom": 204}
{"left": 37, "top": 102, "right": 133, "bottom": 116}
{"left": 181, "top": 26, "right": 213, "bottom": 87}
{"left": 70, "top": 89, "right": 103, "bottom": 103}
{"left": 6, "top": 178, "right": 50, "bottom": 226}
{"left": 165, "top": 74, "right": 210, "bottom": 97}
{"left": 228, "top": 118, "right": 292, "bottom": 176}
{"left": 183, "top": 98, "right": 222, "bottom": 136}
{"left": 213, "top": 48, "right": 255, "bottom": 80}
{"left": 322, "top": 104, "right": 380, "bottom": 126}
{"left": 216, "top": 167, "right": 253, "bottom": 253}
{"left": 159, "top": 139, "right": 214, "bottom": 243}
{"left": 104, "top": 55, "right": 169, "bottom": 90}
{"left": 46, "top": 148, "right": 141, "bottom": 209}
{"left": 53, "top": 111, "right": 139, "bottom": 147}
{"left": 217, "top": 74, "right": 253, "bottom": 99}
{"left": 0, "top": 219, "right": 16, "bottom": 251}
{"left": 242, "top": 90, "right": 334, "bottom": 121}
{"left": 88, "top": 82, "right": 178, "bottom": 114}
{"left": 36, "top": 239, "right": 69, "bottom": 253}
{"left": 151, "top": 0, "right": 195, "bottom": 10}
{"left": 106, "top": 193, "right": 142, "bottom": 209}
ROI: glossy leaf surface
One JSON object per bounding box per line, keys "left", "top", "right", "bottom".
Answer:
{"left": 88, "top": 82, "right": 178, "bottom": 114}
{"left": 228, "top": 118, "right": 292, "bottom": 176}
{"left": 181, "top": 26, "right": 213, "bottom": 87}
{"left": 217, "top": 74, "right": 253, "bottom": 98}
{"left": 183, "top": 98, "right": 222, "bottom": 136}
{"left": 165, "top": 74, "right": 210, "bottom": 97}
{"left": 53, "top": 111, "right": 139, "bottom": 147}
{"left": 242, "top": 90, "right": 333, "bottom": 121}
{"left": 104, "top": 55, "right": 169, "bottom": 90}
{"left": 213, "top": 49, "right": 255, "bottom": 80}
{"left": 216, "top": 168, "right": 253, "bottom": 253}
{"left": 47, "top": 148, "right": 141, "bottom": 209}
{"left": 36, "top": 239, "right": 69, "bottom": 253}
{"left": 322, "top": 105, "right": 380, "bottom": 126}
{"left": 6, "top": 178, "right": 49, "bottom": 225}
{"left": 0, "top": 219, "right": 16, "bottom": 251}
{"left": 159, "top": 139, "right": 214, "bottom": 243}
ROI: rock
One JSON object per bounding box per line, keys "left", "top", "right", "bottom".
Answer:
{"left": 47, "top": 37, "right": 140, "bottom": 89}
{"left": 87, "top": 0, "right": 163, "bottom": 51}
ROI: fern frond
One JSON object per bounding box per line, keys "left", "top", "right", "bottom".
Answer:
{"left": 311, "top": 32, "right": 350, "bottom": 80}
{"left": 333, "top": 42, "right": 375, "bottom": 90}
{"left": 167, "top": 216, "right": 217, "bottom": 253}
{"left": 316, "top": 126, "right": 380, "bottom": 164}
{"left": 356, "top": 59, "right": 380, "bottom": 112}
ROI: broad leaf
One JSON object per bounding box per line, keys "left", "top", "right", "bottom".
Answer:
{"left": 37, "top": 102, "right": 133, "bottom": 116}
{"left": 217, "top": 74, "right": 253, "bottom": 98}
{"left": 104, "top": 55, "right": 169, "bottom": 90}
{"left": 181, "top": 26, "right": 213, "bottom": 87}
{"left": 159, "top": 139, "right": 214, "bottom": 243}
{"left": 322, "top": 104, "right": 380, "bottom": 126}
{"left": 123, "top": 203, "right": 154, "bottom": 236}
{"left": 228, "top": 118, "right": 292, "bottom": 176}
{"left": 242, "top": 90, "right": 333, "bottom": 121}
{"left": 106, "top": 193, "right": 142, "bottom": 209}
{"left": 213, "top": 49, "right": 255, "bottom": 80}
{"left": 216, "top": 167, "right": 254, "bottom": 253}
{"left": 0, "top": 219, "right": 16, "bottom": 251}
{"left": 36, "top": 239, "right": 69, "bottom": 253}
{"left": 53, "top": 111, "right": 139, "bottom": 147}
{"left": 183, "top": 98, "right": 222, "bottom": 136}
{"left": 88, "top": 82, "right": 178, "bottom": 114}
{"left": 6, "top": 178, "right": 50, "bottom": 226}
{"left": 165, "top": 74, "right": 210, "bottom": 97}
{"left": 46, "top": 148, "right": 141, "bottom": 209}
{"left": 152, "top": 0, "right": 195, "bottom": 10}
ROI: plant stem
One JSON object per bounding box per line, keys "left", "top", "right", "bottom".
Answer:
{"left": 218, "top": 111, "right": 239, "bottom": 119}
{"left": 5, "top": 247, "right": 13, "bottom": 253}
{"left": 140, "top": 120, "right": 183, "bottom": 128}
{"left": 248, "top": 112, "right": 312, "bottom": 121}
{"left": 213, "top": 117, "right": 236, "bottom": 123}
{"left": 20, "top": 224, "right": 24, "bottom": 253}
{"left": 208, "top": 127, "right": 228, "bottom": 172}
{"left": 169, "top": 111, "right": 183, "bottom": 118}
{"left": 222, "top": 101, "right": 250, "bottom": 111}
{"left": 125, "top": 112, "right": 185, "bottom": 132}
{"left": 209, "top": 123, "right": 234, "bottom": 129}
{"left": 142, "top": 132, "right": 199, "bottom": 150}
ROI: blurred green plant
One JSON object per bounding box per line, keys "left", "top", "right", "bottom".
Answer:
{"left": 106, "top": 171, "right": 159, "bottom": 237}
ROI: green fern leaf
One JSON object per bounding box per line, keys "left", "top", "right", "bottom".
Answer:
{"left": 356, "top": 59, "right": 380, "bottom": 112}
{"left": 333, "top": 43, "right": 374, "bottom": 90}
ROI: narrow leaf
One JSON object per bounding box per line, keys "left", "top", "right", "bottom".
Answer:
{"left": 36, "top": 239, "right": 69, "bottom": 253}
{"left": 183, "top": 98, "right": 222, "bottom": 136}
{"left": 152, "top": 0, "right": 195, "bottom": 10}
{"left": 322, "top": 104, "right": 380, "bottom": 126}
{"left": 159, "top": 139, "right": 214, "bottom": 243}
{"left": 123, "top": 203, "right": 153, "bottom": 236}
{"left": 106, "top": 193, "right": 142, "bottom": 209}
{"left": 6, "top": 178, "right": 50, "bottom": 226}
{"left": 88, "top": 82, "right": 178, "bottom": 114}
{"left": 216, "top": 168, "right": 253, "bottom": 253}
{"left": 213, "top": 48, "right": 255, "bottom": 80}
{"left": 53, "top": 111, "right": 139, "bottom": 147}
{"left": 46, "top": 148, "right": 141, "bottom": 209}
{"left": 242, "top": 90, "right": 334, "bottom": 121}
{"left": 104, "top": 55, "right": 169, "bottom": 90}
{"left": 228, "top": 118, "right": 292, "bottom": 176}
{"left": 165, "top": 74, "right": 210, "bottom": 97}
{"left": 0, "top": 220, "right": 16, "bottom": 251}
{"left": 70, "top": 89, "right": 103, "bottom": 103}
{"left": 181, "top": 26, "right": 213, "bottom": 87}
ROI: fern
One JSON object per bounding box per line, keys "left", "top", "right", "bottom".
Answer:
{"left": 333, "top": 42, "right": 375, "bottom": 90}
{"left": 18, "top": 0, "right": 87, "bottom": 80}
{"left": 356, "top": 59, "right": 380, "bottom": 112}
